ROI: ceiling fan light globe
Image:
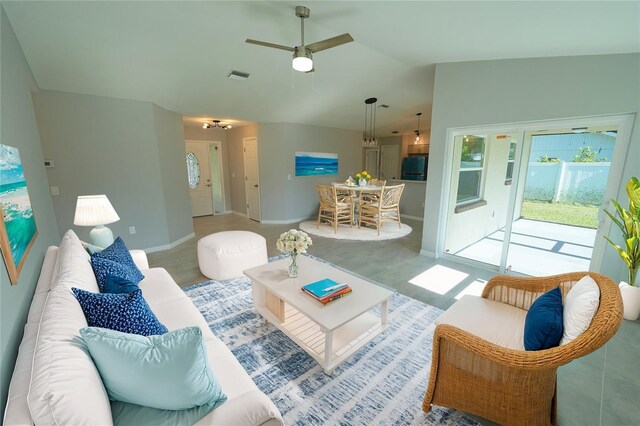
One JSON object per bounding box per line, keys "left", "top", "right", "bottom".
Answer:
{"left": 292, "top": 56, "right": 313, "bottom": 72}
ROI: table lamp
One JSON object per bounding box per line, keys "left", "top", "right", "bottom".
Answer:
{"left": 73, "top": 195, "right": 120, "bottom": 248}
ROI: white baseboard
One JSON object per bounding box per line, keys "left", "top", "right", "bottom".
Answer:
{"left": 420, "top": 249, "right": 437, "bottom": 258}
{"left": 144, "top": 232, "right": 195, "bottom": 253}
{"left": 232, "top": 211, "right": 248, "bottom": 218}
{"left": 401, "top": 214, "right": 424, "bottom": 221}
{"left": 261, "top": 216, "right": 313, "bottom": 225}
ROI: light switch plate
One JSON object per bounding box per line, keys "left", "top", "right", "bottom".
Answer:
{"left": 50, "top": 186, "right": 60, "bottom": 196}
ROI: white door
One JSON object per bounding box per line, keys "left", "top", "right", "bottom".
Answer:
{"left": 243, "top": 137, "right": 261, "bottom": 221}
{"left": 364, "top": 149, "right": 380, "bottom": 178}
{"left": 186, "top": 141, "right": 213, "bottom": 217}
{"left": 380, "top": 145, "right": 400, "bottom": 180}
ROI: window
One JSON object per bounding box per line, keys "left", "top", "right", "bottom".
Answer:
{"left": 505, "top": 142, "right": 517, "bottom": 184}
{"left": 456, "top": 135, "right": 486, "bottom": 204}
{"left": 186, "top": 152, "right": 200, "bottom": 189}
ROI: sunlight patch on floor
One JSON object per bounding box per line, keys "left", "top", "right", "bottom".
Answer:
{"left": 409, "top": 265, "right": 468, "bottom": 295}
{"left": 454, "top": 279, "right": 487, "bottom": 299}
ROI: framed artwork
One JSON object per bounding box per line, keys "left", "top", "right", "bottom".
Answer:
{"left": 295, "top": 152, "right": 338, "bottom": 176}
{"left": 0, "top": 144, "right": 38, "bottom": 285}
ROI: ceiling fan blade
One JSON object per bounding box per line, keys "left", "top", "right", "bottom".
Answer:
{"left": 245, "top": 39, "right": 295, "bottom": 52}
{"left": 306, "top": 33, "right": 354, "bottom": 53}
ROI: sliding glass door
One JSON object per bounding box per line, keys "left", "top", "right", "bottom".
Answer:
{"left": 441, "top": 116, "right": 631, "bottom": 276}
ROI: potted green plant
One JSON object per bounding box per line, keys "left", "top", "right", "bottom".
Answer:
{"left": 604, "top": 176, "right": 640, "bottom": 320}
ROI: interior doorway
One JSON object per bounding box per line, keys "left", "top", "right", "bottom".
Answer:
{"left": 440, "top": 114, "right": 634, "bottom": 276}
{"left": 243, "top": 137, "right": 261, "bottom": 222}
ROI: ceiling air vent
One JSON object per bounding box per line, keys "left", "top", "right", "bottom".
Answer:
{"left": 228, "top": 70, "right": 250, "bottom": 81}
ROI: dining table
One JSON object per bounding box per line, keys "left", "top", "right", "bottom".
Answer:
{"left": 333, "top": 183, "right": 382, "bottom": 224}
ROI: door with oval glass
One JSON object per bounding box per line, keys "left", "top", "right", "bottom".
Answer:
{"left": 185, "top": 141, "right": 214, "bottom": 217}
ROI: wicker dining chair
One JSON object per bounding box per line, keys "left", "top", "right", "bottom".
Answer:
{"left": 316, "top": 184, "right": 354, "bottom": 233}
{"left": 422, "top": 272, "right": 623, "bottom": 426}
{"left": 360, "top": 179, "right": 386, "bottom": 204}
{"left": 358, "top": 183, "right": 404, "bottom": 235}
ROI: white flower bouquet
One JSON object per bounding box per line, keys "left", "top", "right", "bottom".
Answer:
{"left": 276, "top": 229, "right": 312, "bottom": 255}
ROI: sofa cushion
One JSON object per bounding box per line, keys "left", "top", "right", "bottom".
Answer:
{"left": 53, "top": 229, "right": 100, "bottom": 292}
{"left": 104, "top": 274, "right": 139, "bottom": 294}
{"left": 92, "top": 237, "right": 144, "bottom": 282}
{"left": 73, "top": 288, "right": 168, "bottom": 336}
{"left": 80, "top": 326, "right": 227, "bottom": 411}
{"left": 561, "top": 275, "right": 600, "bottom": 345}
{"left": 27, "top": 288, "right": 113, "bottom": 425}
{"left": 524, "top": 287, "right": 564, "bottom": 351}
{"left": 435, "top": 295, "right": 527, "bottom": 350}
{"left": 92, "top": 257, "right": 144, "bottom": 292}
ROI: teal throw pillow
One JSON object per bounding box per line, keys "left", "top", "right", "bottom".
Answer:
{"left": 72, "top": 288, "right": 168, "bottom": 336}
{"left": 79, "top": 326, "right": 227, "bottom": 411}
{"left": 524, "top": 287, "right": 564, "bottom": 351}
{"left": 104, "top": 275, "right": 139, "bottom": 294}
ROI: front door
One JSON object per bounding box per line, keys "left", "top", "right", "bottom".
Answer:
{"left": 186, "top": 141, "right": 213, "bottom": 217}
{"left": 243, "top": 137, "right": 261, "bottom": 221}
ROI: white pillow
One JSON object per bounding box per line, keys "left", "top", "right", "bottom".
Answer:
{"left": 52, "top": 229, "right": 100, "bottom": 292}
{"left": 560, "top": 275, "right": 600, "bottom": 345}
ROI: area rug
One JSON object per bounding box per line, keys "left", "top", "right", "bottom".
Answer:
{"left": 299, "top": 220, "right": 412, "bottom": 241}
{"left": 184, "top": 263, "right": 479, "bottom": 426}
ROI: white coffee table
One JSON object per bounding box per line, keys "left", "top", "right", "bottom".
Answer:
{"left": 244, "top": 256, "right": 394, "bottom": 374}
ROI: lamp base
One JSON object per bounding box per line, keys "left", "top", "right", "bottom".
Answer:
{"left": 90, "top": 225, "right": 115, "bottom": 248}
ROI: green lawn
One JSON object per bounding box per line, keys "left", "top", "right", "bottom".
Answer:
{"left": 521, "top": 200, "right": 599, "bottom": 229}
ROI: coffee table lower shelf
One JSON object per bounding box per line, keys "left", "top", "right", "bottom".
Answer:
{"left": 255, "top": 301, "right": 387, "bottom": 375}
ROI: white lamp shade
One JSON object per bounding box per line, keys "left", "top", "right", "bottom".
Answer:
{"left": 73, "top": 195, "right": 120, "bottom": 226}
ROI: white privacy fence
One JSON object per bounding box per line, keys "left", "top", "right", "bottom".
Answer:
{"left": 524, "top": 162, "right": 610, "bottom": 205}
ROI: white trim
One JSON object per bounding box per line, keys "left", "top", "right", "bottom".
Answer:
{"left": 401, "top": 214, "right": 424, "bottom": 222}
{"left": 143, "top": 232, "right": 195, "bottom": 254}
{"left": 420, "top": 249, "right": 437, "bottom": 258}
{"left": 243, "top": 137, "right": 261, "bottom": 221}
{"left": 233, "top": 211, "right": 248, "bottom": 218}
{"left": 261, "top": 216, "right": 313, "bottom": 225}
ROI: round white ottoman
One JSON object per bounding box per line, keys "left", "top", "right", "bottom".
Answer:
{"left": 197, "top": 231, "right": 268, "bottom": 280}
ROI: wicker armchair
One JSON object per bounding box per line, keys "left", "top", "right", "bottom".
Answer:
{"left": 316, "top": 184, "right": 354, "bottom": 233}
{"left": 422, "top": 272, "right": 623, "bottom": 426}
{"left": 358, "top": 183, "right": 404, "bottom": 235}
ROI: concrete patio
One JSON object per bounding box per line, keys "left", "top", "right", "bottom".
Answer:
{"left": 454, "top": 218, "right": 596, "bottom": 276}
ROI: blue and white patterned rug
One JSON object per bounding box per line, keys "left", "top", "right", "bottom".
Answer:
{"left": 184, "top": 259, "right": 479, "bottom": 426}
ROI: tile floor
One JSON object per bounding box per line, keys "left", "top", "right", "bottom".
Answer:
{"left": 148, "top": 213, "right": 639, "bottom": 426}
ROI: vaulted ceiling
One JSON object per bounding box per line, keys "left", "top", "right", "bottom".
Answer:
{"left": 4, "top": 1, "right": 639, "bottom": 135}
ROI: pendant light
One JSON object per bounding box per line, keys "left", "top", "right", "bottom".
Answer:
{"left": 362, "top": 97, "right": 378, "bottom": 147}
{"left": 414, "top": 112, "right": 422, "bottom": 144}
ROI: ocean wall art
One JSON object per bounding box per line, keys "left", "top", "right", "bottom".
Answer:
{"left": 295, "top": 152, "right": 338, "bottom": 176}
{"left": 0, "top": 144, "right": 38, "bottom": 285}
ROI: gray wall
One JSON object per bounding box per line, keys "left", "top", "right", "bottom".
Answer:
{"left": 388, "top": 180, "right": 426, "bottom": 219}
{"left": 423, "top": 53, "right": 640, "bottom": 283}
{"left": 0, "top": 7, "right": 60, "bottom": 416}
{"left": 183, "top": 126, "right": 232, "bottom": 212}
{"left": 152, "top": 105, "right": 194, "bottom": 242}
{"left": 34, "top": 90, "right": 193, "bottom": 250}
{"left": 258, "top": 123, "right": 362, "bottom": 221}
{"left": 226, "top": 124, "right": 258, "bottom": 214}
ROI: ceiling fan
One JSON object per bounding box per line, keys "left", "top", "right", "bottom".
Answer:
{"left": 246, "top": 5, "right": 354, "bottom": 73}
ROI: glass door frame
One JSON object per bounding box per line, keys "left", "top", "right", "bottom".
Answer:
{"left": 436, "top": 113, "right": 636, "bottom": 275}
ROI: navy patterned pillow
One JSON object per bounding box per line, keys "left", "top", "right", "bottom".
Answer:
{"left": 91, "top": 257, "right": 143, "bottom": 293}
{"left": 91, "top": 237, "right": 144, "bottom": 283}
{"left": 72, "top": 288, "right": 168, "bottom": 336}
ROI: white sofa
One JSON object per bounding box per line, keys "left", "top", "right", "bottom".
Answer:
{"left": 3, "top": 230, "right": 283, "bottom": 425}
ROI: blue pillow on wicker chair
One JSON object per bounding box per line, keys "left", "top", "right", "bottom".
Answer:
{"left": 72, "top": 288, "right": 167, "bottom": 336}
{"left": 91, "top": 237, "right": 144, "bottom": 285}
{"left": 524, "top": 287, "right": 564, "bottom": 351}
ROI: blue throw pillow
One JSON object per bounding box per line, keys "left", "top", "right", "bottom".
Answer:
{"left": 104, "top": 275, "right": 139, "bottom": 294}
{"left": 91, "top": 237, "right": 144, "bottom": 284}
{"left": 91, "top": 257, "right": 143, "bottom": 293}
{"left": 79, "top": 326, "right": 227, "bottom": 412}
{"left": 72, "top": 288, "right": 167, "bottom": 336}
{"left": 524, "top": 287, "right": 564, "bottom": 351}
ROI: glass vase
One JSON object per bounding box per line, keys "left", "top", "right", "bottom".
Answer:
{"left": 288, "top": 252, "right": 299, "bottom": 278}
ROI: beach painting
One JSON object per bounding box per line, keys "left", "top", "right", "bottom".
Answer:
{"left": 0, "top": 144, "right": 38, "bottom": 285}
{"left": 295, "top": 152, "right": 338, "bottom": 177}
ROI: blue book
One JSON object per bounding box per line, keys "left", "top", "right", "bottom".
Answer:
{"left": 302, "top": 278, "right": 348, "bottom": 299}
